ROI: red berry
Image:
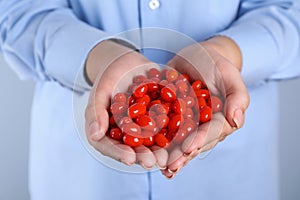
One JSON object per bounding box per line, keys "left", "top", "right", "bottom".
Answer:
{"left": 118, "top": 116, "right": 132, "bottom": 127}
{"left": 143, "top": 79, "right": 159, "bottom": 92}
{"left": 127, "top": 95, "right": 135, "bottom": 106}
{"left": 166, "top": 69, "right": 178, "bottom": 82}
{"left": 181, "top": 119, "right": 196, "bottom": 133}
{"left": 150, "top": 103, "right": 169, "bottom": 115}
{"left": 184, "top": 108, "right": 194, "bottom": 119}
{"left": 210, "top": 96, "right": 223, "bottom": 113}
{"left": 192, "top": 80, "right": 203, "bottom": 91}
{"left": 173, "top": 129, "right": 188, "bottom": 144}
{"left": 136, "top": 115, "right": 157, "bottom": 131}
{"left": 133, "top": 75, "right": 147, "bottom": 83}
{"left": 109, "top": 127, "right": 123, "bottom": 141}
{"left": 147, "top": 68, "right": 161, "bottom": 79}
{"left": 197, "top": 97, "right": 207, "bottom": 108}
{"left": 199, "top": 106, "right": 212, "bottom": 123}
{"left": 184, "top": 96, "right": 195, "bottom": 108}
{"left": 143, "top": 136, "right": 155, "bottom": 146}
{"left": 154, "top": 133, "right": 169, "bottom": 147}
{"left": 178, "top": 73, "right": 190, "bottom": 83}
{"left": 195, "top": 89, "right": 210, "bottom": 99}
{"left": 122, "top": 122, "right": 141, "bottom": 137}
{"left": 135, "top": 95, "right": 151, "bottom": 107}
{"left": 128, "top": 103, "right": 147, "bottom": 119}
{"left": 160, "top": 86, "right": 177, "bottom": 102}
{"left": 168, "top": 114, "right": 184, "bottom": 131}
{"left": 123, "top": 134, "right": 144, "bottom": 147}
{"left": 172, "top": 98, "right": 187, "bottom": 114}
{"left": 110, "top": 102, "right": 127, "bottom": 115}
{"left": 133, "top": 84, "right": 148, "bottom": 98}
{"left": 148, "top": 99, "right": 161, "bottom": 109}
{"left": 155, "top": 114, "right": 169, "bottom": 129}
{"left": 109, "top": 115, "right": 116, "bottom": 126}
{"left": 113, "top": 92, "right": 127, "bottom": 103}
{"left": 176, "top": 80, "right": 188, "bottom": 94}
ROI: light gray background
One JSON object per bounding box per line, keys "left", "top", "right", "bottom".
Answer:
{"left": 0, "top": 55, "right": 299, "bottom": 200}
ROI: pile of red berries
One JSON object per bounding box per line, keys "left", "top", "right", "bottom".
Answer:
{"left": 108, "top": 68, "right": 223, "bottom": 148}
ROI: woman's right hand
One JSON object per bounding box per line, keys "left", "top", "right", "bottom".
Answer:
{"left": 84, "top": 40, "right": 168, "bottom": 169}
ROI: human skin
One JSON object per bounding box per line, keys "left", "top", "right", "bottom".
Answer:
{"left": 84, "top": 36, "right": 250, "bottom": 177}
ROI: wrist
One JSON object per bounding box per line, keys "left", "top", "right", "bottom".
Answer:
{"left": 201, "top": 36, "right": 242, "bottom": 71}
{"left": 85, "top": 39, "right": 137, "bottom": 84}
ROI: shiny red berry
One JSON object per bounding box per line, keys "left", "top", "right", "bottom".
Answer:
{"left": 128, "top": 103, "right": 147, "bottom": 119}
{"left": 192, "top": 80, "right": 203, "bottom": 91}
{"left": 197, "top": 97, "right": 207, "bottom": 108}
{"left": 135, "top": 95, "right": 151, "bottom": 107}
{"left": 136, "top": 115, "right": 156, "bottom": 131}
{"left": 210, "top": 96, "right": 223, "bottom": 113}
{"left": 133, "top": 84, "right": 148, "bottom": 98}
{"left": 160, "top": 86, "right": 177, "bottom": 102}
{"left": 122, "top": 122, "right": 142, "bottom": 137}
{"left": 113, "top": 92, "right": 127, "bottom": 103}
{"left": 109, "top": 127, "right": 123, "bottom": 141}
{"left": 143, "top": 136, "right": 155, "bottom": 146}
{"left": 154, "top": 133, "right": 169, "bottom": 147}
{"left": 176, "top": 80, "right": 188, "bottom": 94}
{"left": 172, "top": 98, "right": 187, "bottom": 114}
{"left": 166, "top": 69, "right": 178, "bottom": 82}
{"left": 199, "top": 106, "right": 212, "bottom": 123}
{"left": 168, "top": 114, "right": 184, "bottom": 131}
{"left": 110, "top": 102, "right": 127, "bottom": 115}
{"left": 195, "top": 89, "right": 210, "bottom": 99}
{"left": 123, "top": 134, "right": 144, "bottom": 147}
{"left": 147, "top": 68, "right": 161, "bottom": 79}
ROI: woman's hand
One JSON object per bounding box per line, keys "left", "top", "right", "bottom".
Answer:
{"left": 84, "top": 40, "right": 168, "bottom": 169}
{"left": 161, "top": 36, "right": 250, "bottom": 178}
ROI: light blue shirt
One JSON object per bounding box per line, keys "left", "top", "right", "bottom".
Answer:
{"left": 1, "top": 0, "right": 300, "bottom": 199}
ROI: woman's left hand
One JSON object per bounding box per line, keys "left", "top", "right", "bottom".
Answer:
{"left": 161, "top": 36, "right": 250, "bottom": 178}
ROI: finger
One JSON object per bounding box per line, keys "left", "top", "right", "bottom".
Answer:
{"left": 214, "top": 58, "right": 250, "bottom": 128}
{"left": 90, "top": 136, "right": 136, "bottom": 165}
{"left": 85, "top": 73, "right": 112, "bottom": 141}
{"left": 134, "top": 145, "right": 156, "bottom": 169}
{"left": 166, "top": 146, "right": 186, "bottom": 173}
{"left": 161, "top": 168, "right": 175, "bottom": 179}
{"left": 181, "top": 112, "right": 227, "bottom": 154}
{"left": 85, "top": 97, "right": 109, "bottom": 141}
{"left": 150, "top": 145, "right": 168, "bottom": 169}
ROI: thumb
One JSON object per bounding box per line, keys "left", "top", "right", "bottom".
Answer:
{"left": 215, "top": 58, "right": 250, "bottom": 128}
{"left": 85, "top": 80, "right": 111, "bottom": 142}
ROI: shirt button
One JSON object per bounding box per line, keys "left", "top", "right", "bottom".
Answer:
{"left": 148, "top": 0, "right": 160, "bottom": 10}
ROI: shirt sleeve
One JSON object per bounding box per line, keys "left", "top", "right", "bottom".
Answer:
{"left": 0, "top": 0, "right": 112, "bottom": 92}
{"left": 217, "top": 0, "right": 300, "bottom": 87}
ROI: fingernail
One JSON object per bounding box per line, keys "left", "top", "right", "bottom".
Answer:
{"left": 167, "top": 168, "right": 174, "bottom": 174}
{"left": 233, "top": 109, "right": 243, "bottom": 129}
{"left": 169, "top": 168, "right": 179, "bottom": 173}
{"left": 183, "top": 151, "right": 192, "bottom": 157}
{"left": 156, "top": 164, "right": 167, "bottom": 170}
{"left": 139, "top": 162, "right": 152, "bottom": 170}
{"left": 166, "top": 174, "right": 175, "bottom": 179}
{"left": 121, "top": 159, "right": 134, "bottom": 166}
{"left": 89, "top": 121, "right": 100, "bottom": 141}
